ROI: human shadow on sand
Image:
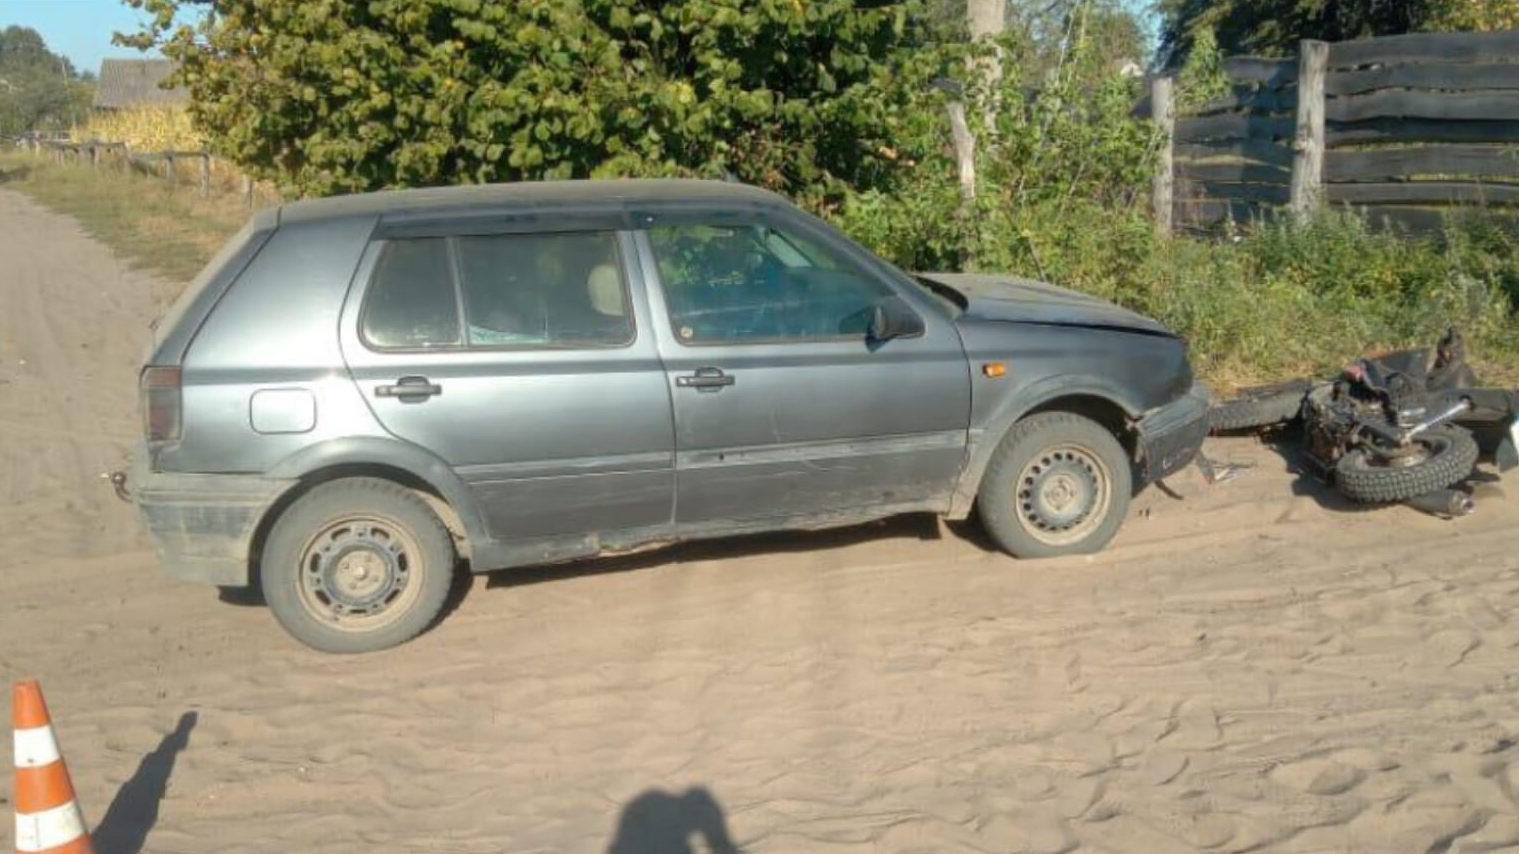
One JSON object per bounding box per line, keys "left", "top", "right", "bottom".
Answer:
{"left": 92, "top": 711, "right": 197, "bottom": 854}
{"left": 606, "top": 787, "right": 739, "bottom": 854}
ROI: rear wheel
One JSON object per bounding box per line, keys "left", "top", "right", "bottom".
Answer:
{"left": 1334, "top": 426, "right": 1479, "bottom": 504}
{"left": 260, "top": 478, "right": 455, "bottom": 653}
{"left": 1209, "top": 380, "right": 1311, "bottom": 433}
{"left": 978, "top": 412, "right": 1133, "bottom": 559}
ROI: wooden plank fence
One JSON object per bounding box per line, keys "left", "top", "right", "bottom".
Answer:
{"left": 1155, "top": 28, "right": 1519, "bottom": 235}
{"left": 28, "top": 138, "right": 264, "bottom": 208}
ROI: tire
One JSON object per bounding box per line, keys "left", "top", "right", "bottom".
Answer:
{"left": 1334, "top": 426, "right": 1479, "bottom": 504}
{"left": 977, "top": 412, "right": 1133, "bottom": 559}
{"left": 1209, "top": 380, "right": 1312, "bottom": 433}
{"left": 260, "top": 478, "right": 456, "bottom": 653}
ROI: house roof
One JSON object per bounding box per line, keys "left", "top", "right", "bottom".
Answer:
{"left": 93, "top": 59, "right": 189, "bottom": 109}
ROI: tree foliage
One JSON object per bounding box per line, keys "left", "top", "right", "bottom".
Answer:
{"left": 0, "top": 27, "right": 93, "bottom": 135}
{"left": 118, "top": 0, "right": 946, "bottom": 201}
{"left": 1159, "top": 0, "right": 1519, "bottom": 64}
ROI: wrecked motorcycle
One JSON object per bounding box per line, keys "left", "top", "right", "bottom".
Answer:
{"left": 1209, "top": 329, "right": 1519, "bottom": 512}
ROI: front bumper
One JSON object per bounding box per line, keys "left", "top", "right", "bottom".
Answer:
{"left": 1137, "top": 383, "right": 1211, "bottom": 482}
{"left": 124, "top": 447, "right": 293, "bottom": 587}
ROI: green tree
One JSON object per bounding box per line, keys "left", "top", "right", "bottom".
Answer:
{"left": 1154, "top": 0, "right": 1514, "bottom": 64}
{"left": 117, "top": 0, "right": 947, "bottom": 201}
{"left": 0, "top": 26, "right": 92, "bottom": 135}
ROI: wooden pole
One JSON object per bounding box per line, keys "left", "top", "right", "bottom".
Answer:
{"left": 199, "top": 153, "right": 211, "bottom": 198}
{"left": 1290, "top": 40, "right": 1329, "bottom": 221}
{"left": 164, "top": 152, "right": 175, "bottom": 183}
{"left": 947, "top": 101, "right": 976, "bottom": 205}
{"left": 90, "top": 143, "right": 99, "bottom": 172}
{"left": 241, "top": 173, "right": 254, "bottom": 208}
{"left": 1151, "top": 75, "right": 1176, "bottom": 237}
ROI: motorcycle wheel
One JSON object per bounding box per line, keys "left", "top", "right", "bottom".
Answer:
{"left": 1334, "top": 426, "right": 1479, "bottom": 504}
{"left": 1209, "top": 380, "right": 1312, "bottom": 433}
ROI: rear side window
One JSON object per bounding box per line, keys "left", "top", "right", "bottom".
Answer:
{"left": 456, "top": 232, "right": 632, "bottom": 348}
{"left": 361, "top": 239, "right": 461, "bottom": 349}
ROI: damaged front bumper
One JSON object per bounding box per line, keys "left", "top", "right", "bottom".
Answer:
{"left": 1137, "top": 383, "right": 1211, "bottom": 483}
{"left": 117, "top": 447, "right": 293, "bottom": 587}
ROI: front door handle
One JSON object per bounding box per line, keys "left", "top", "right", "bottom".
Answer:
{"left": 676, "top": 367, "right": 736, "bottom": 392}
{"left": 375, "top": 376, "right": 443, "bottom": 401}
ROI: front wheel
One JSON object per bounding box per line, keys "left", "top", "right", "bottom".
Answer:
{"left": 977, "top": 412, "right": 1133, "bottom": 559}
{"left": 260, "top": 478, "right": 456, "bottom": 653}
{"left": 1334, "top": 426, "right": 1479, "bottom": 504}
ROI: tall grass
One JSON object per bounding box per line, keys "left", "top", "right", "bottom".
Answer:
{"left": 0, "top": 149, "right": 256, "bottom": 283}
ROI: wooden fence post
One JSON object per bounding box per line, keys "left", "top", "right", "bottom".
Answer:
{"left": 1290, "top": 40, "right": 1329, "bottom": 221}
{"left": 946, "top": 101, "right": 977, "bottom": 208}
{"left": 90, "top": 143, "right": 99, "bottom": 172}
{"left": 199, "top": 153, "right": 211, "bottom": 198}
{"left": 1151, "top": 75, "right": 1176, "bottom": 236}
{"left": 164, "top": 152, "right": 175, "bottom": 183}
{"left": 241, "top": 173, "right": 254, "bottom": 209}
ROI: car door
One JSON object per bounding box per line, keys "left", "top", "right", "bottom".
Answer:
{"left": 340, "top": 227, "right": 676, "bottom": 546}
{"left": 633, "top": 212, "right": 971, "bottom": 531}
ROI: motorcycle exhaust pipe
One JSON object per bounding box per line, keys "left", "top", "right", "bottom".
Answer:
{"left": 1405, "top": 489, "right": 1475, "bottom": 518}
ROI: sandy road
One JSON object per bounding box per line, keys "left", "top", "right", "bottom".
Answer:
{"left": 3, "top": 184, "right": 1519, "bottom": 853}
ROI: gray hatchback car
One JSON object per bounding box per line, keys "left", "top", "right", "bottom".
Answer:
{"left": 124, "top": 180, "right": 1208, "bottom": 652}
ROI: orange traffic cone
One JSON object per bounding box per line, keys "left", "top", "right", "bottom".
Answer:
{"left": 12, "top": 682, "right": 95, "bottom": 854}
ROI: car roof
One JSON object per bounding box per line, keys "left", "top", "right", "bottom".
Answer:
{"left": 276, "top": 179, "right": 791, "bottom": 227}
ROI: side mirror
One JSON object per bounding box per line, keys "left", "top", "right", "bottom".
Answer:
{"left": 868, "top": 296, "right": 926, "bottom": 343}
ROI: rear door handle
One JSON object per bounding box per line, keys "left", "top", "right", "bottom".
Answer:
{"left": 375, "top": 376, "right": 442, "bottom": 400}
{"left": 676, "top": 367, "right": 736, "bottom": 391}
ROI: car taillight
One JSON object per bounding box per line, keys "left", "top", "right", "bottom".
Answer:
{"left": 141, "top": 366, "right": 182, "bottom": 443}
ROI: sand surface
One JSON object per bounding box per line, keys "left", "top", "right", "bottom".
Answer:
{"left": 3, "top": 186, "right": 1519, "bottom": 853}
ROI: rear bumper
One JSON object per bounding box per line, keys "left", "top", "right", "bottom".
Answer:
{"left": 127, "top": 447, "right": 293, "bottom": 587}
{"left": 1137, "top": 383, "right": 1210, "bottom": 483}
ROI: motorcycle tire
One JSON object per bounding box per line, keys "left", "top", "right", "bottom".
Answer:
{"left": 1334, "top": 426, "right": 1479, "bottom": 504}
{"left": 1209, "top": 380, "right": 1312, "bottom": 433}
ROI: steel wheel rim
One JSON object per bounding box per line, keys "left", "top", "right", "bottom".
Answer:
{"left": 1015, "top": 443, "right": 1113, "bottom": 547}
{"left": 295, "top": 514, "right": 424, "bottom": 632}
{"left": 1352, "top": 433, "right": 1447, "bottom": 470}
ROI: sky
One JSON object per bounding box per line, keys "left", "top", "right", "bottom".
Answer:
{"left": 0, "top": 0, "right": 168, "bottom": 75}
{"left": 2, "top": 0, "right": 1163, "bottom": 78}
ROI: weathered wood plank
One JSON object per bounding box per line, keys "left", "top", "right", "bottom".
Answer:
{"left": 1174, "top": 198, "right": 1280, "bottom": 226}
{"left": 1176, "top": 160, "right": 1292, "bottom": 184}
{"left": 1328, "top": 119, "right": 1519, "bottom": 146}
{"left": 1330, "top": 30, "right": 1519, "bottom": 69}
{"left": 1326, "top": 90, "right": 1519, "bottom": 123}
{"left": 1224, "top": 56, "right": 1298, "bottom": 89}
{"left": 1177, "top": 139, "right": 1295, "bottom": 167}
{"left": 1191, "top": 87, "right": 1296, "bottom": 116}
{"left": 1328, "top": 181, "right": 1519, "bottom": 205}
{"left": 1176, "top": 114, "right": 1294, "bottom": 143}
{"left": 1339, "top": 205, "right": 1519, "bottom": 235}
{"left": 1325, "top": 145, "right": 1519, "bottom": 182}
{"left": 1183, "top": 182, "right": 1293, "bottom": 204}
{"left": 1327, "top": 63, "right": 1519, "bottom": 96}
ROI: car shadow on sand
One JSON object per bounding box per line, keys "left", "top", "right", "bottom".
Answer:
{"left": 92, "top": 711, "right": 197, "bottom": 854}
{"left": 486, "top": 512, "right": 995, "bottom": 592}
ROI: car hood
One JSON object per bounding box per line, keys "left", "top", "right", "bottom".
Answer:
{"left": 918, "top": 272, "right": 1173, "bottom": 337}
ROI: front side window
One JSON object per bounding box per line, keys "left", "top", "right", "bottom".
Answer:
{"left": 456, "top": 232, "right": 632, "bottom": 348}
{"left": 649, "top": 223, "right": 895, "bottom": 344}
{"left": 360, "top": 238, "right": 461, "bottom": 349}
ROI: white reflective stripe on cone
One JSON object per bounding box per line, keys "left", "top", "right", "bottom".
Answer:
{"left": 15, "top": 801, "right": 88, "bottom": 853}
{"left": 13, "top": 725, "right": 62, "bottom": 767}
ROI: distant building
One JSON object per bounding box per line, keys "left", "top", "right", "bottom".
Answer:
{"left": 92, "top": 58, "right": 189, "bottom": 110}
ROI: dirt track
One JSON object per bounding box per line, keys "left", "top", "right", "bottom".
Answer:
{"left": 4, "top": 185, "right": 1519, "bottom": 853}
